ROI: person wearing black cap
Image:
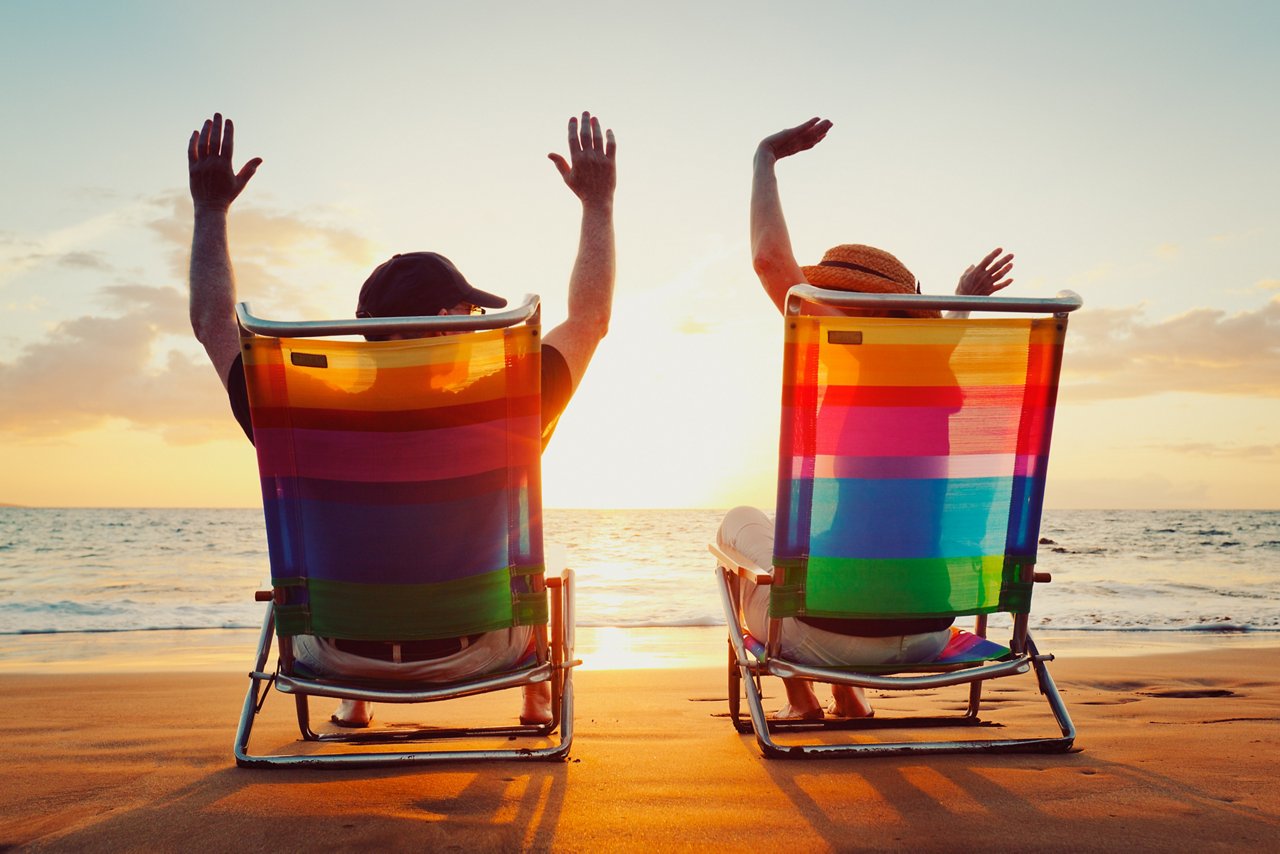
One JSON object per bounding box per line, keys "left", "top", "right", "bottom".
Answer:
{"left": 187, "top": 111, "right": 617, "bottom": 727}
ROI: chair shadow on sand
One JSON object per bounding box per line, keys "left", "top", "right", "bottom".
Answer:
{"left": 740, "top": 678, "right": 1279, "bottom": 849}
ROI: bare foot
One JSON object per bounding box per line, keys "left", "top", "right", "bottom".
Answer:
{"left": 773, "top": 678, "right": 823, "bottom": 720}
{"left": 520, "top": 682, "right": 552, "bottom": 726}
{"left": 829, "top": 684, "right": 874, "bottom": 718}
{"left": 331, "top": 699, "right": 374, "bottom": 728}
{"left": 772, "top": 704, "right": 825, "bottom": 721}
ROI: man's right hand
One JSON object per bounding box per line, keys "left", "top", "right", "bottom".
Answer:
{"left": 188, "top": 113, "right": 262, "bottom": 212}
{"left": 548, "top": 111, "right": 616, "bottom": 208}
{"left": 757, "top": 117, "right": 833, "bottom": 163}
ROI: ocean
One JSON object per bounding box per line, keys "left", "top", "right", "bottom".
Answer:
{"left": 2, "top": 508, "right": 1277, "bottom": 645}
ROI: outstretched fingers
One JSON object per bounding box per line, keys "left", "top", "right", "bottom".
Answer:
{"left": 223, "top": 117, "right": 236, "bottom": 161}
{"left": 209, "top": 113, "right": 223, "bottom": 159}
{"left": 605, "top": 127, "right": 616, "bottom": 159}
{"left": 548, "top": 152, "right": 571, "bottom": 179}
{"left": 236, "top": 157, "right": 263, "bottom": 187}
{"left": 567, "top": 115, "right": 582, "bottom": 156}
{"left": 198, "top": 118, "right": 212, "bottom": 159}
{"left": 588, "top": 113, "right": 603, "bottom": 152}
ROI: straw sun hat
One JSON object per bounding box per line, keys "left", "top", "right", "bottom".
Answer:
{"left": 800, "top": 244, "right": 940, "bottom": 318}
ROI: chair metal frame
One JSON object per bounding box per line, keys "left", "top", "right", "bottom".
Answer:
{"left": 713, "top": 286, "right": 1082, "bottom": 759}
{"left": 232, "top": 295, "right": 580, "bottom": 768}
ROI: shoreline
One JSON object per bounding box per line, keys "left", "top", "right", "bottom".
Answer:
{"left": 2, "top": 624, "right": 1279, "bottom": 674}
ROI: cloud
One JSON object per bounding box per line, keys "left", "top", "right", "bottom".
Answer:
{"left": 1159, "top": 442, "right": 1280, "bottom": 460}
{"left": 146, "top": 192, "right": 379, "bottom": 318}
{"left": 1257, "top": 279, "right": 1280, "bottom": 292}
{"left": 1047, "top": 474, "right": 1212, "bottom": 509}
{"left": 0, "top": 284, "right": 236, "bottom": 443}
{"left": 677, "top": 319, "right": 714, "bottom": 334}
{"left": 2, "top": 249, "right": 115, "bottom": 274}
{"left": 1062, "top": 295, "right": 1280, "bottom": 399}
{"left": 0, "top": 191, "right": 388, "bottom": 445}
{"left": 57, "top": 251, "right": 112, "bottom": 271}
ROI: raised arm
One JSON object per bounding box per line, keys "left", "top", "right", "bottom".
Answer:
{"left": 751, "top": 117, "right": 832, "bottom": 314}
{"left": 543, "top": 112, "right": 617, "bottom": 390}
{"left": 187, "top": 113, "right": 262, "bottom": 389}
{"left": 946, "top": 247, "right": 1014, "bottom": 319}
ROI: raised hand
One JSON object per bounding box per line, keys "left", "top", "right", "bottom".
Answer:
{"left": 758, "top": 117, "right": 833, "bottom": 162}
{"left": 548, "top": 111, "right": 616, "bottom": 207}
{"left": 956, "top": 248, "right": 1014, "bottom": 296}
{"left": 187, "top": 113, "right": 262, "bottom": 212}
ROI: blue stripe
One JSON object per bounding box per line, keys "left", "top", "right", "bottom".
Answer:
{"left": 262, "top": 493, "right": 514, "bottom": 585}
{"left": 808, "top": 477, "right": 1013, "bottom": 559}
{"left": 774, "top": 477, "right": 811, "bottom": 559}
{"left": 1006, "top": 471, "right": 1048, "bottom": 557}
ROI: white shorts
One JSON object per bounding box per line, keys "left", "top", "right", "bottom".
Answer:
{"left": 293, "top": 626, "right": 533, "bottom": 683}
{"left": 718, "top": 506, "right": 950, "bottom": 666}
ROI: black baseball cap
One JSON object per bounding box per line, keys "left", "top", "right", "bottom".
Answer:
{"left": 355, "top": 252, "right": 507, "bottom": 318}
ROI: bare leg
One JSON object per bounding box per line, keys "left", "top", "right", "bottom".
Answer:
{"left": 774, "top": 678, "right": 824, "bottom": 720}
{"left": 829, "top": 683, "right": 874, "bottom": 718}
{"left": 331, "top": 699, "right": 374, "bottom": 727}
{"left": 520, "top": 681, "right": 553, "bottom": 725}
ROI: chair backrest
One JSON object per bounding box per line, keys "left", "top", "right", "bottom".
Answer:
{"left": 772, "top": 292, "right": 1071, "bottom": 623}
{"left": 239, "top": 309, "right": 545, "bottom": 642}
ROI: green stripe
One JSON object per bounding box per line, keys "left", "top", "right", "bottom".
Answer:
{"left": 273, "top": 604, "right": 310, "bottom": 636}
{"left": 511, "top": 562, "right": 547, "bottom": 577}
{"left": 771, "top": 555, "right": 1027, "bottom": 618}
{"left": 277, "top": 568, "right": 548, "bottom": 640}
{"left": 1000, "top": 557, "right": 1035, "bottom": 614}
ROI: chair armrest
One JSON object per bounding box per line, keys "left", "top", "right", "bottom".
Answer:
{"left": 708, "top": 543, "right": 773, "bottom": 585}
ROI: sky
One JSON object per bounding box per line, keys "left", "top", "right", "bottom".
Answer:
{"left": 0, "top": 0, "right": 1276, "bottom": 509}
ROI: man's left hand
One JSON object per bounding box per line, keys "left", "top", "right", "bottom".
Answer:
{"left": 188, "top": 112, "right": 262, "bottom": 213}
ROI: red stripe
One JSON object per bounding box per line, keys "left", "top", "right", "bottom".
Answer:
{"left": 1016, "top": 342, "right": 1063, "bottom": 457}
{"left": 783, "top": 383, "right": 1052, "bottom": 408}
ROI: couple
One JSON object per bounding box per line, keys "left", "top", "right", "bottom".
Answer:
{"left": 187, "top": 112, "right": 1012, "bottom": 726}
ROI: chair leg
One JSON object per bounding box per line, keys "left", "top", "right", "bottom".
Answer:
{"left": 1027, "top": 633, "right": 1076, "bottom": 745}
{"left": 727, "top": 640, "right": 745, "bottom": 731}
{"left": 296, "top": 694, "right": 320, "bottom": 740}
{"left": 966, "top": 680, "right": 983, "bottom": 719}
{"left": 233, "top": 606, "right": 278, "bottom": 767}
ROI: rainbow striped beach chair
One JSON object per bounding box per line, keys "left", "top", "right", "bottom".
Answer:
{"left": 711, "top": 284, "right": 1082, "bottom": 758}
{"left": 232, "top": 295, "right": 577, "bottom": 767}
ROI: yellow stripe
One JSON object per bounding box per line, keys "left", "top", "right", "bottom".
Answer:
{"left": 784, "top": 316, "right": 1058, "bottom": 388}
{"left": 244, "top": 327, "right": 535, "bottom": 369}
{"left": 243, "top": 328, "right": 539, "bottom": 411}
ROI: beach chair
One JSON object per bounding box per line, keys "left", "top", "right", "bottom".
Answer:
{"left": 712, "top": 285, "right": 1082, "bottom": 758}
{"left": 232, "top": 295, "right": 577, "bottom": 767}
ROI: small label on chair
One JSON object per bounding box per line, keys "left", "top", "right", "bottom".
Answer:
{"left": 290, "top": 352, "right": 329, "bottom": 369}
{"left": 828, "top": 331, "right": 863, "bottom": 345}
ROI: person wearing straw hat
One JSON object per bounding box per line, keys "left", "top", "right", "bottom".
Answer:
{"left": 187, "top": 111, "right": 617, "bottom": 728}
{"left": 716, "top": 117, "right": 1014, "bottom": 721}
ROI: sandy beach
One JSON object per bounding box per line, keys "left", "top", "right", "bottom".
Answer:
{"left": 3, "top": 630, "right": 1278, "bottom": 851}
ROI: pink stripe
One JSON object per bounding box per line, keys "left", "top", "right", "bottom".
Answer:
{"left": 1013, "top": 454, "right": 1046, "bottom": 478}
{"left": 813, "top": 407, "right": 969, "bottom": 456}
{"left": 255, "top": 416, "right": 541, "bottom": 482}
{"left": 800, "top": 404, "right": 1046, "bottom": 457}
